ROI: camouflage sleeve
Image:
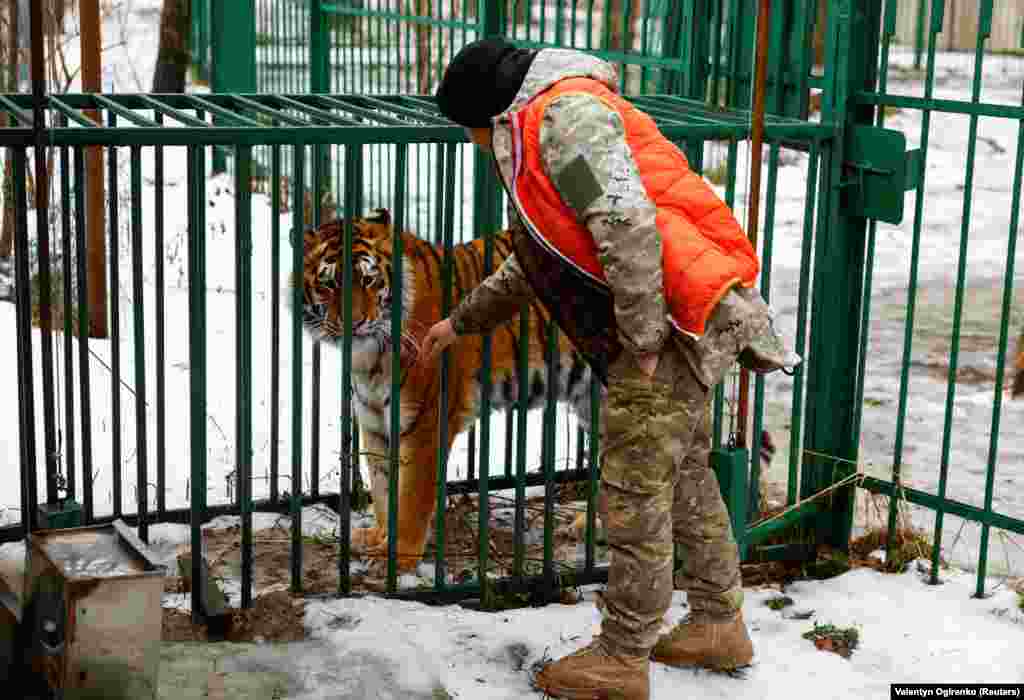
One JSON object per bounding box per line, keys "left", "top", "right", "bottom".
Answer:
{"left": 449, "top": 251, "right": 535, "bottom": 335}
{"left": 539, "top": 92, "right": 669, "bottom": 356}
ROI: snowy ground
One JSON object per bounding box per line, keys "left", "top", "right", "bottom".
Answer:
{"left": 1, "top": 3, "right": 1024, "bottom": 698}
{"left": 4, "top": 510, "right": 1023, "bottom": 698}
{"left": 0, "top": 0, "right": 1023, "bottom": 669}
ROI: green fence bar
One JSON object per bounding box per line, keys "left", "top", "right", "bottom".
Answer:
{"left": 787, "top": 141, "right": 820, "bottom": 507}
{"left": 73, "top": 145, "right": 95, "bottom": 525}
{"left": 337, "top": 146, "right": 358, "bottom": 597}
{"left": 930, "top": 1, "right": 992, "bottom": 586}
{"left": 211, "top": 0, "right": 256, "bottom": 172}
{"left": 976, "top": 74, "right": 1023, "bottom": 597}
{"left": 887, "top": 0, "right": 943, "bottom": 564}
{"left": 12, "top": 146, "right": 38, "bottom": 534}
{"left": 387, "top": 144, "right": 409, "bottom": 593}
{"left": 188, "top": 143, "right": 209, "bottom": 623}
{"left": 513, "top": 302, "right": 530, "bottom": 581}
{"left": 291, "top": 143, "right": 306, "bottom": 594}
{"left": 130, "top": 145, "right": 150, "bottom": 542}
{"left": 435, "top": 143, "right": 458, "bottom": 591}
{"left": 851, "top": 0, "right": 898, "bottom": 452}
{"left": 270, "top": 140, "right": 282, "bottom": 505}
{"left": 57, "top": 118, "right": 77, "bottom": 507}
{"left": 108, "top": 113, "right": 122, "bottom": 519}
{"left": 154, "top": 115, "right": 167, "bottom": 521}
{"left": 236, "top": 144, "right": 255, "bottom": 607}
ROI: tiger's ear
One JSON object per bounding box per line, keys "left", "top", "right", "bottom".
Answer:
{"left": 366, "top": 208, "right": 391, "bottom": 228}
{"left": 302, "top": 225, "right": 318, "bottom": 254}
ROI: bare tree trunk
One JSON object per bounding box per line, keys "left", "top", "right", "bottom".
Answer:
{"left": 152, "top": 0, "right": 192, "bottom": 93}
{"left": 81, "top": 0, "right": 108, "bottom": 338}
{"left": 607, "top": 0, "right": 643, "bottom": 93}
{"left": 813, "top": 0, "right": 827, "bottom": 67}
{"left": 0, "top": 0, "right": 17, "bottom": 259}
{"left": 414, "top": 0, "right": 433, "bottom": 94}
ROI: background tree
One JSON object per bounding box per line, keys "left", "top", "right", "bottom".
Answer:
{"left": 152, "top": 0, "right": 191, "bottom": 93}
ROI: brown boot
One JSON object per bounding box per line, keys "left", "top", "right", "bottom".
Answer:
{"left": 651, "top": 612, "right": 754, "bottom": 671}
{"left": 532, "top": 636, "right": 650, "bottom": 700}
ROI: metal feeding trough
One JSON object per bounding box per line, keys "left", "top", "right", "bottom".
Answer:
{"left": 22, "top": 519, "right": 166, "bottom": 699}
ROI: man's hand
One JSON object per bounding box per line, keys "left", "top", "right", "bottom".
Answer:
{"left": 420, "top": 318, "right": 458, "bottom": 365}
{"left": 636, "top": 352, "right": 659, "bottom": 379}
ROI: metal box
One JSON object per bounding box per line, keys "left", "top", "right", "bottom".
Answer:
{"left": 0, "top": 586, "right": 19, "bottom": 684}
{"left": 23, "top": 519, "right": 166, "bottom": 699}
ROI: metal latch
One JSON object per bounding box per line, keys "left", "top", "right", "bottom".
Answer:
{"left": 840, "top": 125, "right": 921, "bottom": 225}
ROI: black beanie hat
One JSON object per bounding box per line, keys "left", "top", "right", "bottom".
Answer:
{"left": 435, "top": 38, "right": 538, "bottom": 128}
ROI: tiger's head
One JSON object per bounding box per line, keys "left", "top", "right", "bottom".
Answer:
{"left": 292, "top": 208, "right": 419, "bottom": 369}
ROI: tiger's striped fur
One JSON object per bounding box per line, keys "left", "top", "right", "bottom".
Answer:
{"left": 294, "top": 208, "right": 597, "bottom": 572}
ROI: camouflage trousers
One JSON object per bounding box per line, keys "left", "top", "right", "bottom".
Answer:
{"left": 597, "top": 309, "right": 763, "bottom": 656}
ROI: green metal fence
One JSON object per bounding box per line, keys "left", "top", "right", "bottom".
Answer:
{"left": 6, "top": 0, "right": 1024, "bottom": 616}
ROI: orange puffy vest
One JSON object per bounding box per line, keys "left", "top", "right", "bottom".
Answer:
{"left": 505, "top": 77, "right": 760, "bottom": 337}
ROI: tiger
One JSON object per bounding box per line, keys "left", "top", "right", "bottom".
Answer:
{"left": 294, "top": 208, "right": 597, "bottom": 573}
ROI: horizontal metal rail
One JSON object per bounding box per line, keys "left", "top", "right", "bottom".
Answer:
{"left": 0, "top": 92, "right": 837, "bottom": 148}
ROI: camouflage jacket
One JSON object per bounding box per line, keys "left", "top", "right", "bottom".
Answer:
{"left": 450, "top": 49, "right": 799, "bottom": 384}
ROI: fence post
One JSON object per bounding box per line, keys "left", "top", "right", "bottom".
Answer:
{"left": 310, "top": 0, "right": 329, "bottom": 94}
{"left": 310, "top": 0, "right": 331, "bottom": 213}
{"left": 197, "top": 0, "right": 210, "bottom": 83}
{"left": 472, "top": 0, "right": 505, "bottom": 238}
{"left": 210, "top": 0, "right": 255, "bottom": 173}
{"left": 801, "top": 0, "right": 883, "bottom": 553}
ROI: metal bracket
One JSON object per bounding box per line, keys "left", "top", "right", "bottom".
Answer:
{"left": 840, "top": 125, "right": 921, "bottom": 225}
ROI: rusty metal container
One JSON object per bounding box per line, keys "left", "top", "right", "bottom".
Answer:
{"left": 0, "top": 585, "right": 19, "bottom": 684}
{"left": 23, "top": 519, "right": 166, "bottom": 699}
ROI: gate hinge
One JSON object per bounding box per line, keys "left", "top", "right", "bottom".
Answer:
{"left": 839, "top": 125, "right": 921, "bottom": 225}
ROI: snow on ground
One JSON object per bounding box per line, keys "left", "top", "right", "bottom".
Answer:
{"left": 7, "top": 510, "right": 1020, "bottom": 697}
{"left": 1, "top": 0, "right": 1023, "bottom": 677}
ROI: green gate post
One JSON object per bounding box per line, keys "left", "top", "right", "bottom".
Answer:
{"left": 473, "top": 0, "right": 506, "bottom": 235}
{"left": 310, "top": 0, "right": 332, "bottom": 217}
{"left": 802, "top": 0, "right": 883, "bottom": 553}
{"left": 211, "top": 0, "right": 256, "bottom": 173}
{"left": 311, "top": 1, "right": 329, "bottom": 96}
{"left": 195, "top": 0, "right": 210, "bottom": 83}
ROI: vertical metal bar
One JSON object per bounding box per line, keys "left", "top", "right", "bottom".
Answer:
{"left": 887, "top": 0, "right": 944, "bottom": 562}
{"left": 851, "top": 1, "right": 896, "bottom": 453}
{"left": 13, "top": 147, "right": 38, "bottom": 534}
{"left": 787, "top": 141, "right": 819, "bottom": 506}
{"left": 310, "top": 144, "right": 323, "bottom": 502}
{"left": 930, "top": 3, "right": 990, "bottom": 586}
{"left": 108, "top": 112, "right": 122, "bottom": 518}
{"left": 386, "top": 144, "right": 408, "bottom": 593}
{"left": 338, "top": 146, "right": 358, "bottom": 597}
{"left": 270, "top": 141, "right": 281, "bottom": 504}
{"left": 709, "top": 0, "right": 723, "bottom": 106}
{"left": 435, "top": 143, "right": 458, "bottom": 591}
{"left": 58, "top": 118, "right": 77, "bottom": 505}
{"left": 505, "top": 408, "right": 515, "bottom": 479}
{"left": 154, "top": 115, "right": 167, "bottom": 521}
{"left": 188, "top": 144, "right": 208, "bottom": 624}
{"left": 976, "top": 69, "right": 1022, "bottom": 599}
{"left": 713, "top": 138, "right": 739, "bottom": 447}
{"left": 513, "top": 303, "right": 529, "bottom": 581}
{"left": 291, "top": 143, "right": 306, "bottom": 594}
{"left": 914, "top": 0, "right": 927, "bottom": 70}
{"left": 130, "top": 146, "right": 149, "bottom": 542}
{"left": 542, "top": 319, "right": 558, "bottom": 598}
{"left": 74, "top": 147, "right": 95, "bottom": 525}
{"left": 29, "top": 0, "right": 59, "bottom": 511}
{"left": 236, "top": 144, "right": 254, "bottom": 608}
{"left": 584, "top": 375, "right": 600, "bottom": 573}
{"left": 477, "top": 214, "right": 495, "bottom": 596}
{"left": 735, "top": 0, "right": 771, "bottom": 451}
{"left": 748, "top": 140, "right": 778, "bottom": 520}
